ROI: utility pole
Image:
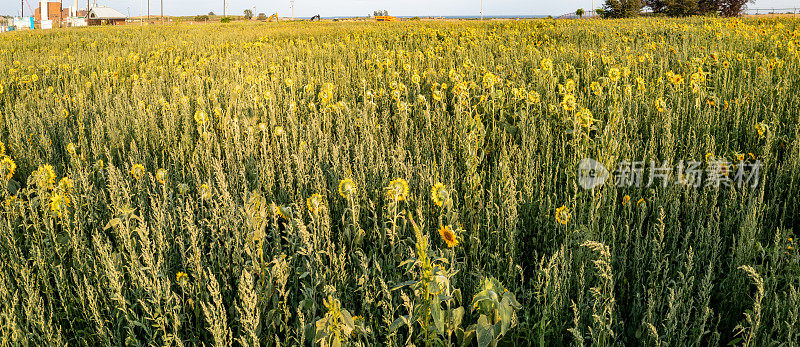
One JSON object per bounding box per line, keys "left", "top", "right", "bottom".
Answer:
{"left": 147, "top": 0, "right": 150, "bottom": 24}
{"left": 223, "top": 0, "right": 226, "bottom": 17}
{"left": 291, "top": 0, "right": 294, "bottom": 20}
{"left": 480, "top": 0, "right": 483, "bottom": 20}
{"left": 161, "top": 0, "right": 163, "bottom": 24}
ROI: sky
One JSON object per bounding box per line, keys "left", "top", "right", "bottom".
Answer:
{"left": 2, "top": 0, "right": 798, "bottom": 18}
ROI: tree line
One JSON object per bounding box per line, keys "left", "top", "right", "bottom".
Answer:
{"left": 600, "top": 0, "right": 754, "bottom": 18}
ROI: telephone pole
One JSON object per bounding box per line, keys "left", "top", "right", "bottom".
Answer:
{"left": 223, "top": 0, "right": 226, "bottom": 17}
{"left": 480, "top": 0, "right": 483, "bottom": 20}
{"left": 147, "top": 0, "right": 150, "bottom": 24}
{"left": 291, "top": 0, "right": 294, "bottom": 20}
{"left": 161, "top": 0, "right": 163, "bottom": 24}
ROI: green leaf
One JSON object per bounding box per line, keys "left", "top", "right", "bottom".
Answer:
{"left": 389, "top": 315, "right": 410, "bottom": 333}
{"left": 104, "top": 218, "right": 122, "bottom": 231}
{"left": 391, "top": 280, "right": 418, "bottom": 291}
{"left": 431, "top": 298, "right": 444, "bottom": 333}
{"left": 452, "top": 306, "right": 465, "bottom": 328}
{"left": 476, "top": 315, "right": 494, "bottom": 347}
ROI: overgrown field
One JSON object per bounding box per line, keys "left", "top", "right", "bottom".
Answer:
{"left": 0, "top": 17, "right": 799, "bottom": 345}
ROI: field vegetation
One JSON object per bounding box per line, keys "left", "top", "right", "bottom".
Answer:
{"left": 0, "top": 18, "right": 799, "bottom": 345}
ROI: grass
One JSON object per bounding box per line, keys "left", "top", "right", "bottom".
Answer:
{"left": 0, "top": 17, "right": 798, "bottom": 345}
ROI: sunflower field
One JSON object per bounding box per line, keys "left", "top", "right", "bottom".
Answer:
{"left": 0, "top": 17, "right": 799, "bottom": 345}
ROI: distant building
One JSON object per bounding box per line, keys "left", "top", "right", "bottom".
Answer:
{"left": 87, "top": 6, "right": 127, "bottom": 26}
{"left": 35, "top": 2, "right": 66, "bottom": 21}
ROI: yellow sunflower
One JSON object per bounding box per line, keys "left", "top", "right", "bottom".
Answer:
{"left": 338, "top": 178, "right": 355, "bottom": 198}
{"left": 555, "top": 205, "right": 571, "bottom": 225}
{"left": 561, "top": 94, "right": 577, "bottom": 112}
{"left": 438, "top": 225, "right": 458, "bottom": 247}
{"left": 156, "top": 168, "right": 168, "bottom": 184}
{"left": 176, "top": 272, "right": 189, "bottom": 286}
{"left": 306, "top": 193, "right": 324, "bottom": 215}
{"left": 386, "top": 178, "right": 410, "bottom": 202}
{"left": 430, "top": 182, "right": 449, "bottom": 207}
{"left": 0, "top": 156, "right": 15, "bottom": 180}
{"left": 130, "top": 164, "right": 146, "bottom": 180}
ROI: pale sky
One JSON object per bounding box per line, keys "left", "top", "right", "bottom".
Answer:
{"left": 2, "top": 0, "right": 798, "bottom": 18}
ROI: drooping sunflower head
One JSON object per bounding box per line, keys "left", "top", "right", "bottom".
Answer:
{"left": 608, "top": 67, "right": 621, "bottom": 82}
{"left": 438, "top": 225, "right": 458, "bottom": 248}
{"left": 561, "top": 94, "right": 577, "bottom": 112}
{"left": 338, "top": 178, "right": 355, "bottom": 199}
{"left": 386, "top": 178, "right": 410, "bottom": 202}
{"left": 306, "top": 193, "right": 324, "bottom": 215}
{"left": 431, "top": 182, "right": 449, "bottom": 207}
{"left": 199, "top": 183, "right": 212, "bottom": 200}
{"left": 194, "top": 111, "right": 208, "bottom": 126}
{"left": 50, "top": 194, "right": 70, "bottom": 218}
{"left": 156, "top": 168, "right": 168, "bottom": 184}
{"left": 130, "top": 164, "right": 146, "bottom": 180}
{"left": 622, "top": 195, "right": 631, "bottom": 206}
{"left": 34, "top": 164, "right": 56, "bottom": 190}
{"left": 176, "top": 272, "right": 189, "bottom": 286}
{"left": 555, "top": 205, "right": 571, "bottom": 225}
{"left": 0, "top": 156, "right": 16, "bottom": 180}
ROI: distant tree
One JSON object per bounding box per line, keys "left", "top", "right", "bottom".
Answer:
{"left": 243, "top": 9, "right": 253, "bottom": 19}
{"left": 208, "top": 11, "right": 216, "bottom": 16}
{"left": 718, "top": 0, "right": 754, "bottom": 16}
{"left": 221, "top": 16, "right": 232, "bottom": 23}
{"left": 257, "top": 12, "right": 267, "bottom": 20}
{"left": 194, "top": 15, "right": 209, "bottom": 21}
{"left": 601, "top": 0, "right": 643, "bottom": 18}
{"left": 576, "top": 8, "right": 585, "bottom": 17}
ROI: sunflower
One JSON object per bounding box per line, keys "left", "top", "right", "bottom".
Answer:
{"left": 50, "top": 194, "right": 70, "bottom": 218}
{"left": 438, "top": 225, "right": 458, "bottom": 247}
{"left": 274, "top": 126, "right": 285, "bottom": 137}
{"left": 176, "top": 272, "right": 189, "bottom": 286}
{"left": 130, "top": 164, "right": 146, "bottom": 180}
{"left": 199, "top": 183, "right": 212, "bottom": 200}
{"left": 622, "top": 195, "right": 631, "bottom": 206}
{"left": 0, "top": 156, "right": 15, "bottom": 180}
{"left": 66, "top": 142, "right": 77, "bottom": 155}
{"left": 590, "top": 81, "right": 602, "bottom": 96}
{"left": 526, "top": 91, "right": 540, "bottom": 104}
{"left": 306, "top": 193, "right": 324, "bottom": 215}
{"left": 386, "top": 178, "right": 410, "bottom": 202}
{"left": 561, "top": 94, "right": 577, "bottom": 112}
{"left": 655, "top": 98, "right": 666, "bottom": 113}
{"left": 194, "top": 111, "right": 208, "bottom": 126}
{"left": 540, "top": 58, "right": 553, "bottom": 71}
{"left": 34, "top": 165, "right": 56, "bottom": 189}
{"left": 156, "top": 168, "right": 168, "bottom": 184}
{"left": 430, "top": 182, "right": 449, "bottom": 207}
{"left": 555, "top": 205, "right": 570, "bottom": 225}
{"left": 755, "top": 123, "right": 768, "bottom": 138}
{"left": 577, "top": 108, "right": 596, "bottom": 128}
{"left": 338, "top": 178, "right": 355, "bottom": 198}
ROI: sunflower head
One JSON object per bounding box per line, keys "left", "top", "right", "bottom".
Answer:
{"left": 176, "top": 272, "right": 189, "bottom": 286}
{"left": 306, "top": 193, "right": 324, "bottom": 215}
{"left": 338, "top": 178, "right": 355, "bottom": 199}
{"left": 386, "top": 178, "right": 410, "bottom": 202}
{"left": 622, "top": 195, "right": 631, "bottom": 206}
{"left": 50, "top": 194, "right": 70, "bottom": 218}
{"left": 0, "top": 156, "right": 16, "bottom": 180}
{"left": 431, "top": 182, "right": 449, "bottom": 207}
{"left": 438, "top": 225, "right": 459, "bottom": 247}
{"left": 130, "top": 164, "right": 146, "bottom": 180}
{"left": 555, "top": 205, "right": 571, "bottom": 225}
{"left": 34, "top": 165, "right": 56, "bottom": 190}
{"left": 156, "top": 168, "right": 168, "bottom": 184}
{"left": 199, "top": 184, "right": 212, "bottom": 200}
